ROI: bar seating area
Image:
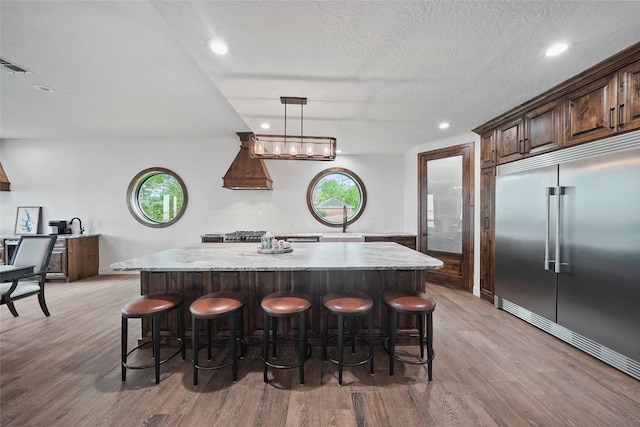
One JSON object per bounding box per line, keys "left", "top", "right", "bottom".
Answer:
{"left": 120, "top": 285, "right": 436, "bottom": 386}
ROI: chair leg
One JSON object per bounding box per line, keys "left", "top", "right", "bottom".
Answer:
{"left": 263, "top": 311, "right": 269, "bottom": 383}
{"left": 388, "top": 306, "right": 397, "bottom": 376}
{"left": 418, "top": 314, "right": 425, "bottom": 360}
{"left": 206, "top": 318, "right": 213, "bottom": 360}
{"left": 238, "top": 309, "right": 245, "bottom": 358}
{"left": 427, "top": 312, "right": 434, "bottom": 381}
{"left": 38, "top": 290, "right": 51, "bottom": 316}
{"left": 231, "top": 311, "right": 238, "bottom": 382}
{"left": 193, "top": 315, "right": 200, "bottom": 385}
{"left": 299, "top": 311, "right": 306, "bottom": 385}
{"left": 153, "top": 315, "right": 161, "bottom": 385}
{"left": 179, "top": 304, "right": 185, "bottom": 360}
{"left": 271, "top": 317, "right": 278, "bottom": 358}
{"left": 121, "top": 316, "right": 127, "bottom": 381}
{"left": 337, "top": 314, "right": 344, "bottom": 385}
{"left": 7, "top": 302, "right": 19, "bottom": 317}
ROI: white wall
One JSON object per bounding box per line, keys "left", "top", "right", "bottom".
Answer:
{"left": 403, "top": 132, "right": 481, "bottom": 296}
{"left": 0, "top": 137, "right": 406, "bottom": 273}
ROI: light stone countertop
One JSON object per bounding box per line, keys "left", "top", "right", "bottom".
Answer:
{"left": 110, "top": 242, "right": 443, "bottom": 272}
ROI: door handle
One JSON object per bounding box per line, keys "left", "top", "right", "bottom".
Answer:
{"left": 545, "top": 187, "right": 552, "bottom": 270}
{"left": 554, "top": 186, "right": 563, "bottom": 274}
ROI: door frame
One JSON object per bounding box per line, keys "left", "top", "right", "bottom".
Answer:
{"left": 418, "top": 142, "right": 474, "bottom": 292}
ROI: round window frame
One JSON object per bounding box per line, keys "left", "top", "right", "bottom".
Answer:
{"left": 126, "top": 167, "right": 188, "bottom": 228}
{"left": 306, "top": 167, "right": 367, "bottom": 228}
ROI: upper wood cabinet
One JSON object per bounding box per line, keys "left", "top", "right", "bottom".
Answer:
{"left": 618, "top": 60, "right": 640, "bottom": 133}
{"left": 480, "top": 130, "right": 496, "bottom": 168}
{"left": 565, "top": 73, "right": 618, "bottom": 146}
{"left": 493, "top": 99, "right": 564, "bottom": 165}
{"left": 525, "top": 99, "right": 564, "bottom": 155}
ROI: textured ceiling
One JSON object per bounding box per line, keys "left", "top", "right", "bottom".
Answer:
{"left": 1, "top": 1, "right": 640, "bottom": 154}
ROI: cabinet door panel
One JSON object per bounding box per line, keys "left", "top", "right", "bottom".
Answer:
{"left": 526, "top": 100, "right": 563, "bottom": 155}
{"left": 480, "top": 130, "right": 496, "bottom": 168}
{"left": 497, "top": 119, "right": 523, "bottom": 163}
{"left": 618, "top": 60, "right": 640, "bottom": 132}
{"left": 565, "top": 74, "right": 617, "bottom": 146}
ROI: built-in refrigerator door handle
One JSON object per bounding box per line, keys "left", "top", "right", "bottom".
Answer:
{"left": 555, "top": 186, "right": 563, "bottom": 274}
{"left": 545, "top": 187, "right": 553, "bottom": 271}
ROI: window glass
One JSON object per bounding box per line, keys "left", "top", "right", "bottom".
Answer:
{"left": 307, "top": 168, "right": 366, "bottom": 227}
{"left": 127, "top": 168, "right": 188, "bottom": 228}
{"left": 426, "top": 156, "right": 462, "bottom": 253}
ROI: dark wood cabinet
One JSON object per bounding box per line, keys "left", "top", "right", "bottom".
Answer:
{"left": 480, "top": 130, "right": 496, "bottom": 168}
{"left": 525, "top": 99, "right": 564, "bottom": 155}
{"left": 496, "top": 118, "right": 524, "bottom": 164}
{"left": 479, "top": 168, "right": 495, "bottom": 303}
{"left": 364, "top": 235, "right": 416, "bottom": 250}
{"left": 619, "top": 60, "right": 640, "bottom": 133}
{"left": 565, "top": 73, "right": 618, "bottom": 146}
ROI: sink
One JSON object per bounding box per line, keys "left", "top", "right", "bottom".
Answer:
{"left": 319, "top": 233, "right": 365, "bottom": 242}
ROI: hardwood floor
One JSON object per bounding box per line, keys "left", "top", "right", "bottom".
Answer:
{"left": 1, "top": 275, "right": 638, "bottom": 426}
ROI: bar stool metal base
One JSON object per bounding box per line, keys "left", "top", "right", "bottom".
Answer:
{"left": 191, "top": 292, "right": 246, "bottom": 385}
{"left": 322, "top": 303, "right": 374, "bottom": 385}
{"left": 261, "top": 292, "right": 312, "bottom": 385}
{"left": 383, "top": 290, "right": 436, "bottom": 381}
{"left": 121, "top": 293, "right": 186, "bottom": 385}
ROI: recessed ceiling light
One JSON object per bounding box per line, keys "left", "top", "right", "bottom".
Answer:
{"left": 260, "top": 122, "right": 270, "bottom": 129}
{"left": 546, "top": 43, "right": 568, "bottom": 57}
{"left": 33, "top": 84, "right": 55, "bottom": 93}
{"left": 209, "top": 40, "right": 228, "bottom": 55}
{"left": 439, "top": 122, "right": 450, "bottom": 129}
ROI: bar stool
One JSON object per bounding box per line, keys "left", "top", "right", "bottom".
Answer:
{"left": 190, "top": 291, "right": 246, "bottom": 385}
{"left": 121, "top": 292, "right": 185, "bottom": 384}
{"left": 261, "top": 291, "right": 312, "bottom": 385}
{"left": 322, "top": 292, "right": 374, "bottom": 385}
{"left": 383, "top": 289, "right": 436, "bottom": 380}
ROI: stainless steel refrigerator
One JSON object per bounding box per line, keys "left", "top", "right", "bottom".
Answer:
{"left": 495, "top": 131, "right": 640, "bottom": 379}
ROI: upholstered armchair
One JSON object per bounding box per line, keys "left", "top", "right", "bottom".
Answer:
{"left": 1, "top": 235, "right": 57, "bottom": 317}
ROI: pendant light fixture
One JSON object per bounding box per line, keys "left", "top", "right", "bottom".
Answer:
{"left": 249, "top": 97, "right": 336, "bottom": 160}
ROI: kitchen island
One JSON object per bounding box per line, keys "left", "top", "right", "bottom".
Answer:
{"left": 111, "top": 242, "right": 443, "bottom": 343}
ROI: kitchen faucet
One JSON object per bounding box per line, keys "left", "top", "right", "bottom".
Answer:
{"left": 342, "top": 205, "right": 348, "bottom": 233}
{"left": 69, "top": 217, "right": 84, "bottom": 235}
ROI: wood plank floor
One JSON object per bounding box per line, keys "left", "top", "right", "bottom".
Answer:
{"left": 1, "top": 275, "right": 638, "bottom": 426}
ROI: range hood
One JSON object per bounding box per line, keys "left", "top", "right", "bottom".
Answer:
{"left": 222, "top": 132, "right": 273, "bottom": 190}
{"left": 0, "top": 162, "right": 10, "bottom": 191}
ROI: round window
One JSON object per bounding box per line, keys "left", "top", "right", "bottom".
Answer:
{"left": 126, "top": 167, "right": 188, "bottom": 228}
{"left": 307, "top": 167, "right": 367, "bottom": 228}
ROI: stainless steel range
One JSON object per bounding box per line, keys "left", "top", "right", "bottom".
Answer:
{"left": 223, "top": 231, "right": 266, "bottom": 243}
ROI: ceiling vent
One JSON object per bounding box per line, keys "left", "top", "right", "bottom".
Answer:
{"left": 222, "top": 132, "right": 273, "bottom": 190}
{"left": 0, "top": 57, "right": 31, "bottom": 74}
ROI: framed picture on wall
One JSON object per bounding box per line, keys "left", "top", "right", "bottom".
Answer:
{"left": 15, "top": 206, "right": 42, "bottom": 235}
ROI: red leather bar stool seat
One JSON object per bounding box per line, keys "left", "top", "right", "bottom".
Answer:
{"left": 190, "top": 291, "right": 246, "bottom": 385}
{"left": 261, "top": 292, "right": 312, "bottom": 385}
{"left": 322, "top": 292, "right": 374, "bottom": 385}
{"left": 121, "top": 292, "right": 185, "bottom": 384}
{"left": 383, "top": 289, "right": 436, "bottom": 380}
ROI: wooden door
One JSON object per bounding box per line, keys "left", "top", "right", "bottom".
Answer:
{"left": 418, "top": 143, "right": 474, "bottom": 292}
{"left": 479, "top": 167, "right": 495, "bottom": 302}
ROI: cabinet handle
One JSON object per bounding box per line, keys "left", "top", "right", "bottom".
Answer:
{"left": 519, "top": 140, "right": 524, "bottom": 154}
{"left": 609, "top": 107, "right": 615, "bottom": 129}
{"left": 619, "top": 104, "right": 625, "bottom": 127}
{"left": 484, "top": 217, "right": 489, "bottom": 229}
